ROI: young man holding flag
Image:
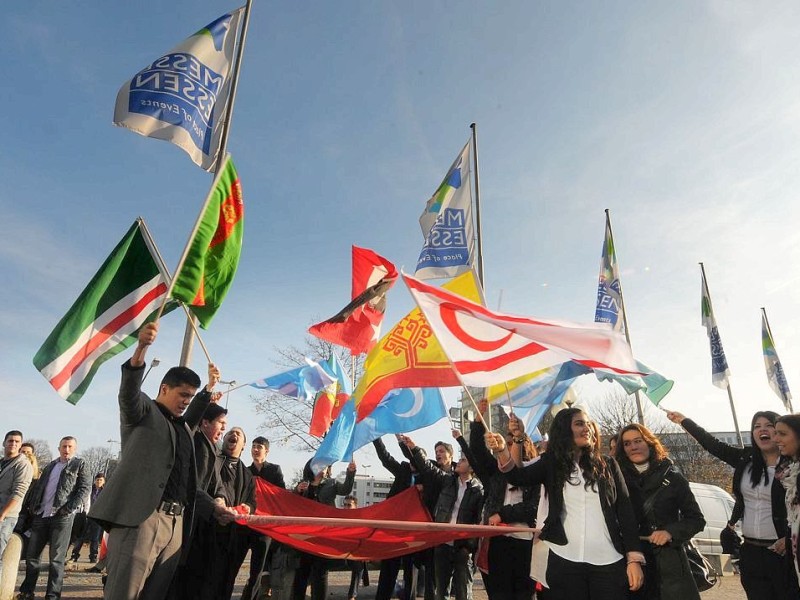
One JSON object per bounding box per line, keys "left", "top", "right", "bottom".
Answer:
{"left": 88, "top": 322, "right": 233, "bottom": 600}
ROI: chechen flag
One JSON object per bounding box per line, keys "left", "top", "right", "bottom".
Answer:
{"left": 403, "top": 273, "right": 643, "bottom": 387}
{"left": 309, "top": 247, "right": 398, "bottom": 355}
{"left": 33, "top": 220, "right": 176, "bottom": 404}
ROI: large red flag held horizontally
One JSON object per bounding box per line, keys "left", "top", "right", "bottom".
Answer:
{"left": 308, "top": 246, "right": 398, "bottom": 355}
{"left": 239, "top": 479, "right": 532, "bottom": 560}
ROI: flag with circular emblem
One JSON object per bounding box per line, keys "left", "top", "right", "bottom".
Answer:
{"left": 172, "top": 155, "right": 243, "bottom": 328}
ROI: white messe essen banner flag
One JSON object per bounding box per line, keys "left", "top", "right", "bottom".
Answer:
{"left": 403, "top": 272, "right": 642, "bottom": 387}
{"left": 114, "top": 8, "right": 244, "bottom": 171}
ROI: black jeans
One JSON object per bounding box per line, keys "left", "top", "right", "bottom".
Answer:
{"left": 20, "top": 514, "right": 75, "bottom": 600}
{"left": 434, "top": 544, "right": 473, "bottom": 600}
{"left": 484, "top": 536, "right": 534, "bottom": 600}
{"left": 544, "top": 551, "right": 627, "bottom": 600}
{"left": 739, "top": 541, "right": 796, "bottom": 600}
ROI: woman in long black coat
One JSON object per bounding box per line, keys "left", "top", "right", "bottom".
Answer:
{"left": 615, "top": 423, "right": 705, "bottom": 600}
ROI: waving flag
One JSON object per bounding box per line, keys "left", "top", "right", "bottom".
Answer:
{"left": 700, "top": 267, "right": 730, "bottom": 388}
{"left": 309, "top": 247, "right": 398, "bottom": 355}
{"left": 353, "top": 269, "right": 483, "bottom": 421}
{"left": 33, "top": 220, "right": 175, "bottom": 404}
{"left": 592, "top": 213, "right": 673, "bottom": 404}
{"left": 249, "top": 359, "right": 335, "bottom": 402}
{"left": 171, "top": 155, "right": 243, "bottom": 328}
{"left": 416, "top": 141, "right": 475, "bottom": 280}
{"left": 595, "top": 216, "right": 624, "bottom": 332}
{"left": 309, "top": 354, "right": 353, "bottom": 437}
{"left": 114, "top": 8, "right": 244, "bottom": 171}
{"left": 404, "top": 272, "right": 640, "bottom": 388}
{"left": 761, "top": 309, "right": 792, "bottom": 411}
{"left": 311, "top": 388, "right": 446, "bottom": 474}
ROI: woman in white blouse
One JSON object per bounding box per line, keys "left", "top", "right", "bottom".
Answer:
{"left": 486, "top": 407, "right": 644, "bottom": 600}
{"left": 667, "top": 410, "right": 797, "bottom": 600}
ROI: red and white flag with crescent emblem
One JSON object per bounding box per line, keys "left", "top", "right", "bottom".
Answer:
{"left": 403, "top": 273, "right": 642, "bottom": 386}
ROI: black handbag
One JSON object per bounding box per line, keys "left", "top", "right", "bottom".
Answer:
{"left": 683, "top": 538, "right": 718, "bottom": 592}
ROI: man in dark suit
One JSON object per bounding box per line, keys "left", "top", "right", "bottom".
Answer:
{"left": 242, "top": 436, "right": 285, "bottom": 600}
{"left": 88, "top": 322, "right": 232, "bottom": 600}
{"left": 17, "top": 436, "right": 90, "bottom": 600}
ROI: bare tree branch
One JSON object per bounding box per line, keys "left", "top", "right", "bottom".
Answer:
{"left": 250, "top": 334, "right": 364, "bottom": 451}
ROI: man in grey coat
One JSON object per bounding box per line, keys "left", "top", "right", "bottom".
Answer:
{"left": 0, "top": 430, "right": 33, "bottom": 579}
{"left": 88, "top": 321, "right": 232, "bottom": 600}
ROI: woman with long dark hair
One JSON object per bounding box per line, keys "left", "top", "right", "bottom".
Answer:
{"left": 486, "top": 407, "right": 644, "bottom": 600}
{"left": 615, "top": 423, "right": 705, "bottom": 599}
{"left": 666, "top": 409, "right": 796, "bottom": 600}
{"left": 776, "top": 414, "right": 800, "bottom": 590}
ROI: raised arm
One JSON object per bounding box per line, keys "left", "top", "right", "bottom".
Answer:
{"left": 373, "top": 438, "right": 403, "bottom": 476}
{"left": 666, "top": 411, "right": 744, "bottom": 467}
{"left": 335, "top": 461, "right": 356, "bottom": 496}
{"left": 466, "top": 420, "right": 497, "bottom": 483}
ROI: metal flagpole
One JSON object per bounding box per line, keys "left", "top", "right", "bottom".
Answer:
{"left": 604, "top": 209, "right": 645, "bottom": 425}
{"left": 761, "top": 307, "right": 793, "bottom": 412}
{"left": 700, "top": 262, "right": 744, "bottom": 448}
{"left": 470, "top": 123, "right": 485, "bottom": 289}
{"left": 138, "top": 218, "right": 214, "bottom": 364}
{"left": 179, "top": 0, "right": 254, "bottom": 367}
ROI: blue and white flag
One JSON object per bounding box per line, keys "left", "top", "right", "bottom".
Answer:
{"left": 593, "top": 214, "right": 673, "bottom": 404}
{"left": 701, "top": 268, "right": 730, "bottom": 388}
{"left": 311, "top": 387, "right": 446, "bottom": 474}
{"left": 595, "top": 217, "right": 624, "bottom": 332}
{"left": 249, "top": 358, "right": 335, "bottom": 402}
{"left": 762, "top": 310, "right": 792, "bottom": 411}
{"left": 415, "top": 140, "right": 475, "bottom": 280}
{"left": 114, "top": 8, "right": 244, "bottom": 171}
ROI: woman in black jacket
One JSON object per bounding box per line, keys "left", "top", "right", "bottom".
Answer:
{"left": 615, "top": 423, "right": 705, "bottom": 600}
{"left": 667, "top": 410, "right": 797, "bottom": 600}
{"left": 486, "top": 407, "right": 644, "bottom": 600}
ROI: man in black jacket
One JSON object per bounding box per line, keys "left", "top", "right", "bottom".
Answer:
{"left": 403, "top": 436, "right": 483, "bottom": 600}
{"left": 373, "top": 437, "right": 425, "bottom": 600}
{"left": 242, "top": 436, "right": 285, "bottom": 600}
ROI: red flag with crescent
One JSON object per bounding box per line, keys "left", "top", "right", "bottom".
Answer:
{"left": 403, "top": 273, "right": 643, "bottom": 386}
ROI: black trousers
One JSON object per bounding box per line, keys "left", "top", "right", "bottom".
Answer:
{"left": 543, "top": 552, "right": 627, "bottom": 600}
{"left": 484, "top": 536, "right": 534, "bottom": 600}
{"left": 739, "top": 541, "right": 797, "bottom": 600}
{"left": 292, "top": 552, "right": 329, "bottom": 600}
{"left": 376, "top": 554, "right": 416, "bottom": 600}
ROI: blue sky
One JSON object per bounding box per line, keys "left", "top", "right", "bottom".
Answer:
{"left": 4, "top": 1, "right": 800, "bottom": 479}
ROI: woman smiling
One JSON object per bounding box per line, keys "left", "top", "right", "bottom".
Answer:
{"left": 776, "top": 414, "right": 800, "bottom": 591}
{"left": 667, "top": 410, "right": 797, "bottom": 600}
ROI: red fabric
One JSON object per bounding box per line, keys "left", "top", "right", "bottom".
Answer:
{"left": 308, "top": 390, "right": 335, "bottom": 437}
{"left": 240, "top": 479, "right": 518, "bottom": 560}
{"left": 308, "top": 246, "right": 398, "bottom": 355}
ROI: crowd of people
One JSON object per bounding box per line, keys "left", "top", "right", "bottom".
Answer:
{"left": 1, "top": 319, "right": 800, "bottom": 600}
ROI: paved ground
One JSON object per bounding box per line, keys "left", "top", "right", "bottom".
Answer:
{"left": 13, "top": 557, "right": 748, "bottom": 600}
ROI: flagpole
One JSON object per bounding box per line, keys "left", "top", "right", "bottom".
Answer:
{"left": 137, "top": 218, "right": 214, "bottom": 364}
{"left": 762, "top": 307, "right": 793, "bottom": 412}
{"left": 470, "top": 123, "right": 485, "bottom": 289}
{"left": 700, "top": 262, "right": 744, "bottom": 448}
{"left": 178, "top": 0, "right": 254, "bottom": 367}
{"left": 604, "top": 209, "right": 645, "bottom": 425}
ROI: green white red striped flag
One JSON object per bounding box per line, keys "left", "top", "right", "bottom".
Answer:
{"left": 33, "top": 220, "right": 175, "bottom": 404}
{"left": 171, "top": 154, "right": 243, "bottom": 328}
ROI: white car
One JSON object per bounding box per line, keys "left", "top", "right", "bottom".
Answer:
{"left": 689, "top": 482, "right": 738, "bottom": 556}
